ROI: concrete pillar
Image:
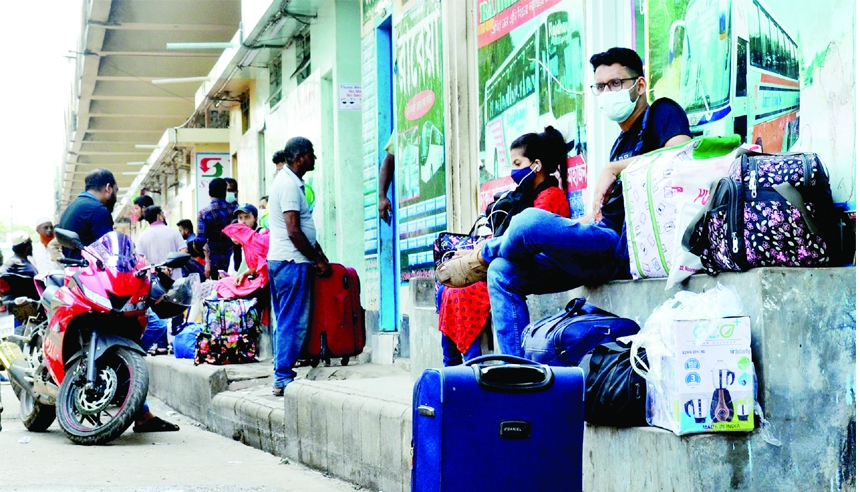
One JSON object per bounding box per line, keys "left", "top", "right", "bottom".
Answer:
{"left": 441, "top": 0, "right": 481, "bottom": 232}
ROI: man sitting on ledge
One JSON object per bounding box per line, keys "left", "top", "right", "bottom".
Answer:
{"left": 437, "top": 47, "right": 692, "bottom": 356}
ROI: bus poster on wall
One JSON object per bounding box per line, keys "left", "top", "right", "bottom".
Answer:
{"left": 395, "top": 0, "right": 447, "bottom": 283}
{"left": 640, "top": 0, "right": 801, "bottom": 154}
{"left": 477, "top": 0, "right": 589, "bottom": 218}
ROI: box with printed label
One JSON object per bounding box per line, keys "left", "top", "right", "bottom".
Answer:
{"left": 647, "top": 316, "right": 755, "bottom": 435}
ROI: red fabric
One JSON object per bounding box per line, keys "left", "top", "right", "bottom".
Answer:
{"left": 214, "top": 223, "right": 270, "bottom": 299}
{"left": 439, "top": 186, "right": 571, "bottom": 353}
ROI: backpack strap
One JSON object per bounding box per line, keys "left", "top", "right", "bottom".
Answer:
{"left": 772, "top": 182, "right": 820, "bottom": 235}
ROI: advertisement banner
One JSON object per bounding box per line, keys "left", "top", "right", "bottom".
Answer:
{"left": 195, "top": 152, "right": 231, "bottom": 213}
{"left": 477, "top": 0, "right": 588, "bottom": 217}
{"left": 395, "top": 0, "right": 446, "bottom": 283}
{"left": 638, "top": 0, "right": 854, "bottom": 205}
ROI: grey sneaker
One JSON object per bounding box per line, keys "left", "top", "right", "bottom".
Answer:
{"left": 272, "top": 386, "right": 284, "bottom": 397}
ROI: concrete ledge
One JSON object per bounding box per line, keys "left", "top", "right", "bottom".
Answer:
{"left": 146, "top": 358, "right": 229, "bottom": 423}
{"left": 282, "top": 372, "right": 413, "bottom": 492}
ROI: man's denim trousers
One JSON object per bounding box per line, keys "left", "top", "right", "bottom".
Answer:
{"left": 268, "top": 260, "right": 312, "bottom": 389}
{"left": 481, "top": 208, "right": 627, "bottom": 357}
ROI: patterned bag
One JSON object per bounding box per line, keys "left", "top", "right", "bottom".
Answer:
{"left": 683, "top": 152, "right": 842, "bottom": 273}
{"left": 194, "top": 298, "right": 261, "bottom": 365}
{"left": 433, "top": 217, "right": 492, "bottom": 268}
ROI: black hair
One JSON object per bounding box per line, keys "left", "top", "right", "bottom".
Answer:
{"left": 225, "top": 177, "right": 238, "bottom": 190}
{"left": 176, "top": 219, "right": 194, "bottom": 232}
{"left": 510, "top": 126, "right": 569, "bottom": 192}
{"left": 209, "top": 178, "right": 227, "bottom": 199}
{"left": 133, "top": 195, "right": 154, "bottom": 208}
{"left": 272, "top": 150, "right": 286, "bottom": 164}
{"left": 143, "top": 205, "right": 162, "bottom": 224}
{"left": 84, "top": 169, "right": 117, "bottom": 192}
{"left": 589, "top": 47, "right": 644, "bottom": 78}
{"left": 260, "top": 196, "right": 268, "bottom": 202}
{"left": 283, "top": 137, "right": 314, "bottom": 165}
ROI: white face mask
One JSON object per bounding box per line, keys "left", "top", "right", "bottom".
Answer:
{"left": 598, "top": 82, "right": 640, "bottom": 123}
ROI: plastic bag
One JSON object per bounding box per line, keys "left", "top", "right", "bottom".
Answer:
{"left": 626, "top": 284, "right": 744, "bottom": 387}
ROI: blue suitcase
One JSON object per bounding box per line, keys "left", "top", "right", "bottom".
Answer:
{"left": 411, "top": 355, "right": 585, "bottom": 492}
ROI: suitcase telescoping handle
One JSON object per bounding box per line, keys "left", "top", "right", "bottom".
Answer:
{"left": 466, "top": 355, "right": 554, "bottom": 392}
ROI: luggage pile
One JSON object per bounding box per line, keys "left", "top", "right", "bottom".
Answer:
{"left": 194, "top": 298, "right": 261, "bottom": 365}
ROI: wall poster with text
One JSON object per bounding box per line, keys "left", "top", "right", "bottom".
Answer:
{"left": 638, "top": 0, "right": 854, "bottom": 205}
{"left": 395, "top": 0, "right": 447, "bottom": 283}
{"left": 477, "top": 0, "right": 589, "bottom": 218}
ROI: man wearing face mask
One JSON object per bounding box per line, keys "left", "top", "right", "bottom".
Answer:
{"left": 590, "top": 47, "right": 692, "bottom": 225}
{"left": 436, "top": 48, "right": 691, "bottom": 357}
{"left": 225, "top": 178, "right": 239, "bottom": 205}
{"left": 195, "top": 178, "right": 238, "bottom": 280}
{"left": 57, "top": 169, "right": 119, "bottom": 259}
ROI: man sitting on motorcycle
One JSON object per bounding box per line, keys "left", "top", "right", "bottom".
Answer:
{"left": 57, "top": 168, "right": 179, "bottom": 434}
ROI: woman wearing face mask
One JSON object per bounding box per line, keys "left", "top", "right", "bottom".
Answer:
{"left": 436, "top": 126, "right": 571, "bottom": 366}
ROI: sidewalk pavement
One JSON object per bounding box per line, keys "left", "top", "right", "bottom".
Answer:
{"left": 146, "top": 355, "right": 414, "bottom": 492}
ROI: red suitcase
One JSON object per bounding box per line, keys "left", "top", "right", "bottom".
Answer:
{"left": 302, "top": 263, "right": 366, "bottom": 367}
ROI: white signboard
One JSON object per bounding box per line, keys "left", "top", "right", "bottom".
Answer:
{"left": 195, "top": 152, "right": 232, "bottom": 213}
{"left": 338, "top": 84, "right": 362, "bottom": 111}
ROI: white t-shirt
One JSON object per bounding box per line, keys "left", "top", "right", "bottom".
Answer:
{"left": 33, "top": 241, "right": 60, "bottom": 274}
{"left": 267, "top": 167, "right": 316, "bottom": 263}
{"left": 136, "top": 222, "right": 187, "bottom": 280}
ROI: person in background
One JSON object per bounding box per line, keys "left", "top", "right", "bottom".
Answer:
{"left": 225, "top": 178, "right": 239, "bottom": 204}
{"left": 136, "top": 205, "right": 188, "bottom": 343}
{"left": 176, "top": 219, "right": 206, "bottom": 278}
{"left": 377, "top": 130, "right": 395, "bottom": 224}
{"left": 267, "top": 137, "right": 331, "bottom": 396}
{"left": 194, "top": 178, "right": 237, "bottom": 280}
{"left": 260, "top": 151, "right": 287, "bottom": 230}
{"left": 1, "top": 231, "right": 38, "bottom": 278}
{"left": 436, "top": 48, "right": 692, "bottom": 356}
{"left": 32, "top": 218, "right": 60, "bottom": 274}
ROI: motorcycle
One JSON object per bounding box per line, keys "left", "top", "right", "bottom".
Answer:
{"left": 0, "top": 229, "right": 195, "bottom": 445}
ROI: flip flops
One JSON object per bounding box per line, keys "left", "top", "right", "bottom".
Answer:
{"left": 133, "top": 416, "right": 180, "bottom": 433}
{"left": 436, "top": 248, "right": 488, "bottom": 288}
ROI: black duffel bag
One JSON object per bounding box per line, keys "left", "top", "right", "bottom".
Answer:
{"left": 578, "top": 341, "right": 648, "bottom": 427}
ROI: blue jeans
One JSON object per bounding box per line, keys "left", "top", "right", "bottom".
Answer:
{"left": 141, "top": 309, "right": 168, "bottom": 351}
{"left": 441, "top": 334, "right": 482, "bottom": 366}
{"left": 481, "top": 208, "right": 628, "bottom": 357}
{"left": 269, "top": 260, "right": 312, "bottom": 389}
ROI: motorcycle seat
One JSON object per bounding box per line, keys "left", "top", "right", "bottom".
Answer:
{"left": 46, "top": 272, "right": 65, "bottom": 288}
{"left": 40, "top": 285, "right": 59, "bottom": 309}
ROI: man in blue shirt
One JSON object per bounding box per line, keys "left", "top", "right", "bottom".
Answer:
{"left": 57, "top": 169, "right": 117, "bottom": 258}
{"left": 195, "top": 178, "right": 237, "bottom": 280}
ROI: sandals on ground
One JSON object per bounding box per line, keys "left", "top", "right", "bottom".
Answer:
{"left": 436, "top": 248, "right": 488, "bottom": 288}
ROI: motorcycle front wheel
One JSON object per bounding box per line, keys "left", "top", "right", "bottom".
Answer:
{"left": 56, "top": 347, "right": 149, "bottom": 445}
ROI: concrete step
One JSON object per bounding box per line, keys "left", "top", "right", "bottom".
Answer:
{"left": 407, "top": 267, "right": 856, "bottom": 491}
{"left": 146, "top": 357, "right": 413, "bottom": 492}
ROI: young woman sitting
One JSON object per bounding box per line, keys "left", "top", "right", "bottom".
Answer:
{"left": 437, "top": 126, "right": 572, "bottom": 365}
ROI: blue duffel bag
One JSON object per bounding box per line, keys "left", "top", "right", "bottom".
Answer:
{"left": 521, "top": 297, "right": 640, "bottom": 366}
{"left": 173, "top": 323, "right": 203, "bottom": 359}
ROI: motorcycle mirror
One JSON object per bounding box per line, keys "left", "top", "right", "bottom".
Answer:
{"left": 162, "top": 252, "right": 191, "bottom": 269}
{"left": 54, "top": 228, "right": 84, "bottom": 251}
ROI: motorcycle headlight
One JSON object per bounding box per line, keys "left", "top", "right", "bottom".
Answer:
{"left": 121, "top": 300, "right": 148, "bottom": 313}
{"left": 79, "top": 283, "right": 112, "bottom": 311}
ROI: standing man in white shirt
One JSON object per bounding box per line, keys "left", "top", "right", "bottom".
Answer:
{"left": 32, "top": 217, "right": 60, "bottom": 274}
{"left": 267, "top": 137, "right": 331, "bottom": 396}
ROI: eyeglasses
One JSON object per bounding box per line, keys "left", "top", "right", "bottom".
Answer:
{"left": 590, "top": 77, "right": 640, "bottom": 95}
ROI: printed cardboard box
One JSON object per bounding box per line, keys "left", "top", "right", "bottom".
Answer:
{"left": 647, "top": 316, "right": 755, "bottom": 435}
